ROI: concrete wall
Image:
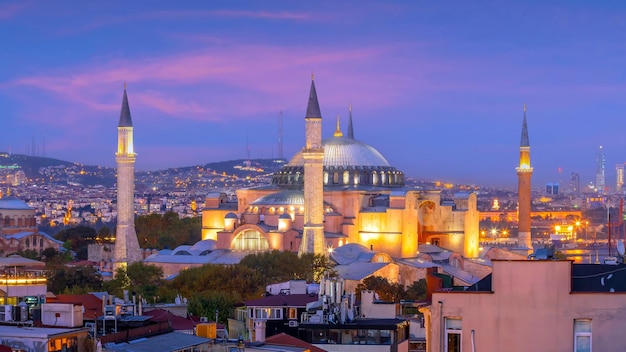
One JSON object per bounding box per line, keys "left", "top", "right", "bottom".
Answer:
{"left": 428, "top": 260, "right": 626, "bottom": 352}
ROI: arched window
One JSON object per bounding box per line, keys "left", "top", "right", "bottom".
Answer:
{"left": 323, "top": 172, "right": 329, "bottom": 185}
{"left": 333, "top": 172, "right": 339, "bottom": 184}
{"left": 232, "top": 230, "right": 269, "bottom": 251}
{"left": 343, "top": 171, "right": 350, "bottom": 185}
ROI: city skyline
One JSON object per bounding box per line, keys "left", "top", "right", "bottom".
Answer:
{"left": 1, "top": 1, "right": 625, "bottom": 188}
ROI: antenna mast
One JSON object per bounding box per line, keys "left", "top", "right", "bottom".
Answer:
{"left": 278, "top": 111, "right": 284, "bottom": 160}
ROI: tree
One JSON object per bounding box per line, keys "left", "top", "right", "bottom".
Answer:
{"left": 104, "top": 263, "right": 164, "bottom": 302}
{"left": 54, "top": 226, "right": 98, "bottom": 260}
{"left": 125, "top": 262, "right": 164, "bottom": 301}
{"left": 46, "top": 264, "right": 103, "bottom": 294}
{"left": 405, "top": 279, "right": 427, "bottom": 301}
{"left": 187, "top": 291, "right": 240, "bottom": 324}
{"left": 356, "top": 276, "right": 408, "bottom": 302}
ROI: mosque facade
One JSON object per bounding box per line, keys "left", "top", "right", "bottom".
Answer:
{"left": 201, "top": 79, "right": 480, "bottom": 263}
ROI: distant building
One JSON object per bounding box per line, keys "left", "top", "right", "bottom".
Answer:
{"left": 0, "top": 197, "right": 63, "bottom": 255}
{"left": 616, "top": 163, "right": 625, "bottom": 194}
{"left": 545, "top": 182, "right": 559, "bottom": 195}
{"left": 596, "top": 145, "right": 606, "bottom": 193}
{"left": 570, "top": 172, "right": 580, "bottom": 195}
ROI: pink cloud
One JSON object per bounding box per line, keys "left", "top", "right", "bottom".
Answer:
{"left": 0, "top": 2, "right": 29, "bottom": 19}
{"left": 145, "top": 9, "right": 313, "bottom": 21}
{"left": 10, "top": 43, "right": 423, "bottom": 123}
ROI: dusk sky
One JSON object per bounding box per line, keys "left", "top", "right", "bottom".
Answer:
{"left": 1, "top": 1, "right": 625, "bottom": 189}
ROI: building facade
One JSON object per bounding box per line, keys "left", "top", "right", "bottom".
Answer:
{"left": 0, "top": 198, "right": 63, "bottom": 255}
{"left": 422, "top": 260, "right": 626, "bottom": 352}
{"left": 201, "top": 79, "right": 480, "bottom": 264}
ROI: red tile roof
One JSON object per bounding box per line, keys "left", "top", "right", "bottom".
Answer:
{"left": 265, "top": 333, "right": 326, "bottom": 352}
{"left": 143, "top": 309, "right": 226, "bottom": 331}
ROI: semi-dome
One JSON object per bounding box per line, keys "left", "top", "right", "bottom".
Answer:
{"left": 0, "top": 197, "right": 32, "bottom": 210}
{"left": 287, "top": 136, "right": 390, "bottom": 168}
{"left": 250, "top": 190, "right": 305, "bottom": 206}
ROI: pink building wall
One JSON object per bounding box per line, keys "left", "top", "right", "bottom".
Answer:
{"left": 425, "top": 260, "right": 626, "bottom": 352}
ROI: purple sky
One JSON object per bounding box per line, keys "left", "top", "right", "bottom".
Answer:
{"left": 1, "top": 1, "right": 625, "bottom": 189}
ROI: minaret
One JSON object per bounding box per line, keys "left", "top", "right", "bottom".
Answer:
{"left": 114, "top": 84, "right": 143, "bottom": 269}
{"left": 347, "top": 104, "right": 354, "bottom": 139}
{"left": 299, "top": 76, "right": 326, "bottom": 255}
{"left": 516, "top": 103, "right": 533, "bottom": 251}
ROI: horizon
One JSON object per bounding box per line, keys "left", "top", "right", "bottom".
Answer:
{"left": 2, "top": 1, "right": 625, "bottom": 189}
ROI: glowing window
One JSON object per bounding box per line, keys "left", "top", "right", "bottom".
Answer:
{"left": 232, "top": 230, "right": 269, "bottom": 251}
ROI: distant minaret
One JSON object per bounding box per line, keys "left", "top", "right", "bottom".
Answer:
{"left": 516, "top": 103, "right": 533, "bottom": 251}
{"left": 299, "top": 76, "right": 325, "bottom": 255}
{"left": 347, "top": 104, "right": 354, "bottom": 139}
{"left": 114, "top": 84, "right": 143, "bottom": 269}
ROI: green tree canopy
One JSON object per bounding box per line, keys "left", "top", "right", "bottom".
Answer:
{"left": 45, "top": 263, "right": 103, "bottom": 295}
{"left": 104, "top": 262, "right": 163, "bottom": 302}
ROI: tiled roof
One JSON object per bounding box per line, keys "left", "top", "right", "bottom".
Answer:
{"left": 265, "top": 332, "right": 326, "bottom": 352}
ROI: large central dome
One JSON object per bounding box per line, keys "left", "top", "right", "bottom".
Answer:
{"left": 271, "top": 117, "right": 404, "bottom": 188}
{"left": 287, "top": 135, "right": 390, "bottom": 168}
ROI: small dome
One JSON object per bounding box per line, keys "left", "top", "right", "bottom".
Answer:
{"left": 279, "top": 213, "right": 292, "bottom": 220}
{"left": 224, "top": 212, "right": 238, "bottom": 219}
{"left": 0, "top": 197, "right": 32, "bottom": 210}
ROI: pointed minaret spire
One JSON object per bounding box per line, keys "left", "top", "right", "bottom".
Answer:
{"left": 347, "top": 103, "right": 354, "bottom": 139}
{"left": 516, "top": 103, "right": 533, "bottom": 253}
{"left": 333, "top": 115, "right": 343, "bottom": 137}
{"left": 305, "top": 78, "right": 322, "bottom": 119}
{"left": 118, "top": 83, "right": 133, "bottom": 127}
{"left": 520, "top": 103, "right": 529, "bottom": 147}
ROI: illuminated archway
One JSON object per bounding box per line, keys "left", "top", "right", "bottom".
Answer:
{"left": 231, "top": 229, "right": 269, "bottom": 251}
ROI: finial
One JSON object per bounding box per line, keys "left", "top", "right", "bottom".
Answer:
{"left": 523, "top": 102, "right": 526, "bottom": 112}
{"left": 333, "top": 115, "right": 343, "bottom": 137}
{"left": 311, "top": 71, "right": 314, "bottom": 81}
{"left": 124, "top": 81, "right": 127, "bottom": 90}
{"left": 349, "top": 103, "right": 352, "bottom": 112}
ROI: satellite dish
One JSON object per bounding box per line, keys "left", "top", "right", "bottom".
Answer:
{"left": 617, "top": 240, "right": 625, "bottom": 256}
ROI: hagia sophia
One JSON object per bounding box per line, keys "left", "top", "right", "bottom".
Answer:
{"left": 141, "top": 78, "right": 533, "bottom": 285}
{"left": 0, "top": 77, "right": 535, "bottom": 290}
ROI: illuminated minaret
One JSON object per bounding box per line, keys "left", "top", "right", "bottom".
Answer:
{"left": 516, "top": 104, "right": 533, "bottom": 251}
{"left": 114, "top": 84, "right": 143, "bottom": 269}
{"left": 299, "top": 77, "right": 325, "bottom": 255}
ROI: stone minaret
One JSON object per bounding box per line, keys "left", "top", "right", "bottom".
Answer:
{"left": 114, "top": 85, "right": 143, "bottom": 269}
{"left": 299, "top": 78, "right": 325, "bottom": 255}
{"left": 516, "top": 104, "right": 533, "bottom": 251}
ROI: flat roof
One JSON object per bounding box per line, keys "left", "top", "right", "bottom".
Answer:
{"left": 0, "top": 325, "right": 88, "bottom": 339}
